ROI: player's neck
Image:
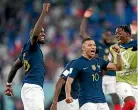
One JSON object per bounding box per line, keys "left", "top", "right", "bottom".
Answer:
{"left": 126, "top": 38, "right": 132, "bottom": 43}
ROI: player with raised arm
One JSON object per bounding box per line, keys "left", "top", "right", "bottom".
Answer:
{"left": 50, "top": 60, "right": 79, "bottom": 110}
{"left": 4, "top": 3, "right": 50, "bottom": 110}
{"left": 110, "top": 25, "right": 138, "bottom": 110}
{"left": 65, "top": 38, "right": 122, "bottom": 110}
{"left": 80, "top": 8, "right": 121, "bottom": 110}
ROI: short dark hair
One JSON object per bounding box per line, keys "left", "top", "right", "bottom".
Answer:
{"left": 118, "top": 25, "right": 131, "bottom": 35}
{"left": 82, "top": 37, "right": 93, "bottom": 44}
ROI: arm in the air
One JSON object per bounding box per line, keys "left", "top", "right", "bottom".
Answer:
{"left": 30, "top": 3, "right": 50, "bottom": 45}
{"left": 80, "top": 8, "right": 93, "bottom": 39}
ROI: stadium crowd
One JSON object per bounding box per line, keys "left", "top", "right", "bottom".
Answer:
{"left": 0, "top": 0, "right": 137, "bottom": 110}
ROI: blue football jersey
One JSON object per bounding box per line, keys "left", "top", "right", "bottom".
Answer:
{"left": 58, "top": 60, "right": 79, "bottom": 102}
{"left": 69, "top": 56, "right": 109, "bottom": 107}
{"left": 96, "top": 41, "right": 115, "bottom": 76}
{"left": 19, "top": 40, "right": 45, "bottom": 88}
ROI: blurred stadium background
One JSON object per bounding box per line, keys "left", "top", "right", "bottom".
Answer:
{"left": 0, "top": 0, "right": 137, "bottom": 110}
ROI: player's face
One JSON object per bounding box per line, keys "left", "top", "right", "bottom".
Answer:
{"left": 38, "top": 28, "right": 46, "bottom": 44}
{"left": 115, "top": 28, "right": 128, "bottom": 44}
{"left": 103, "top": 31, "right": 113, "bottom": 44}
{"left": 83, "top": 40, "right": 96, "bottom": 58}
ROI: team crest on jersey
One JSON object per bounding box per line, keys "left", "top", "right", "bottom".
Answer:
{"left": 92, "top": 65, "right": 96, "bottom": 70}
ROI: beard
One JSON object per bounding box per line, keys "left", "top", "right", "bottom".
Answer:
{"left": 37, "top": 40, "right": 45, "bottom": 44}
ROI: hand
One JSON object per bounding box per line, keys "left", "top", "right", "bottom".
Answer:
{"left": 84, "top": 8, "right": 93, "bottom": 18}
{"left": 65, "top": 96, "right": 73, "bottom": 103}
{"left": 43, "top": 3, "right": 51, "bottom": 12}
{"left": 50, "top": 103, "right": 57, "bottom": 110}
{"left": 4, "top": 85, "right": 14, "bottom": 96}
{"left": 112, "top": 44, "right": 120, "bottom": 53}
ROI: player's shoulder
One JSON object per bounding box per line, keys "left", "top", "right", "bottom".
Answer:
{"left": 65, "top": 60, "right": 76, "bottom": 69}
{"left": 70, "top": 57, "right": 84, "bottom": 68}
{"left": 121, "top": 40, "right": 137, "bottom": 49}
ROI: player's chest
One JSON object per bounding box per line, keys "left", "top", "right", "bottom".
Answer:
{"left": 120, "top": 48, "right": 137, "bottom": 59}
{"left": 81, "top": 62, "right": 101, "bottom": 75}
{"left": 22, "top": 49, "right": 43, "bottom": 60}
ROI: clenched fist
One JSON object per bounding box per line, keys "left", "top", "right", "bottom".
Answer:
{"left": 112, "top": 44, "right": 120, "bottom": 53}
{"left": 84, "top": 8, "right": 93, "bottom": 18}
{"left": 43, "top": 3, "right": 51, "bottom": 12}
{"left": 65, "top": 96, "right": 73, "bottom": 103}
{"left": 4, "top": 84, "right": 14, "bottom": 96}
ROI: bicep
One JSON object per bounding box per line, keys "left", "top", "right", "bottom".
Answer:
{"left": 106, "top": 63, "right": 117, "bottom": 71}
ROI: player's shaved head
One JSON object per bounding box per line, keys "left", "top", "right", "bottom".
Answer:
{"left": 82, "top": 37, "right": 94, "bottom": 44}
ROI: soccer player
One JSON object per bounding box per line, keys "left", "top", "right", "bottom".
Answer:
{"left": 110, "top": 25, "right": 138, "bottom": 110}
{"left": 65, "top": 38, "right": 122, "bottom": 110}
{"left": 50, "top": 60, "right": 79, "bottom": 110}
{"left": 4, "top": 3, "right": 50, "bottom": 110}
{"left": 80, "top": 8, "right": 121, "bottom": 110}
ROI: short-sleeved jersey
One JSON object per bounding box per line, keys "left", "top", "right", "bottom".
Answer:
{"left": 69, "top": 56, "right": 109, "bottom": 107}
{"left": 110, "top": 40, "right": 138, "bottom": 86}
{"left": 96, "top": 41, "right": 115, "bottom": 76}
{"left": 58, "top": 60, "right": 79, "bottom": 102}
{"left": 19, "top": 40, "right": 45, "bottom": 88}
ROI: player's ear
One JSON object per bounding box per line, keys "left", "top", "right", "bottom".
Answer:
{"left": 82, "top": 44, "right": 85, "bottom": 51}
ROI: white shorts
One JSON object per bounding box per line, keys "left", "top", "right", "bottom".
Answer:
{"left": 102, "top": 75, "right": 116, "bottom": 94}
{"left": 116, "top": 82, "right": 138, "bottom": 109}
{"left": 21, "top": 83, "right": 45, "bottom": 110}
{"left": 79, "top": 102, "right": 109, "bottom": 110}
{"left": 57, "top": 99, "right": 79, "bottom": 110}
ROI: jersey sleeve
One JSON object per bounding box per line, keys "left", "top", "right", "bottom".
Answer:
{"left": 99, "top": 58, "right": 109, "bottom": 70}
{"left": 60, "top": 61, "right": 74, "bottom": 81}
{"left": 69, "top": 61, "right": 80, "bottom": 79}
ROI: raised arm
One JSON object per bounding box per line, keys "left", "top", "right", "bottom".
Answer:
{"left": 80, "top": 8, "right": 93, "bottom": 39}
{"left": 50, "top": 78, "right": 65, "bottom": 110}
{"left": 4, "top": 58, "right": 23, "bottom": 96}
{"left": 106, "top": 45, "right": 122, "bottom": 71}
{"left": 30, "top": 3, "right": 50, "bottom": 45}
{"left": 65, "top": 77, "right": 74, "bottom": 103}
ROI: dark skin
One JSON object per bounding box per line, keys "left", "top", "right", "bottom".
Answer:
{"left": 5, "top": 58, "right": 23, "bottom": 96}
{"left": 50, "top": 78, "right": 66, "bottom": 110}
{"left": 4, "top": 3, "right": 50, "bottom": 97}
{"left": 115, "top": 27, "right": 131, "bottom": 44}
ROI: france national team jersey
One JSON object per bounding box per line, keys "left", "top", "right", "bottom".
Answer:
{"left": 69, "top": 56, "right": 109, "bottom": 107}
{"left": 96, "top": 41, "right": 115, "bottom": 76}
{"left": 19, "top": 40, "right": 45, "bottom": 88}
{"left": 58, "top": 60, "right": 79, "bottom": 102}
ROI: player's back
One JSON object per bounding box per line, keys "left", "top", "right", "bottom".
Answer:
{"left": 20, "top": 40, "right": 45, "bottom": 88}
